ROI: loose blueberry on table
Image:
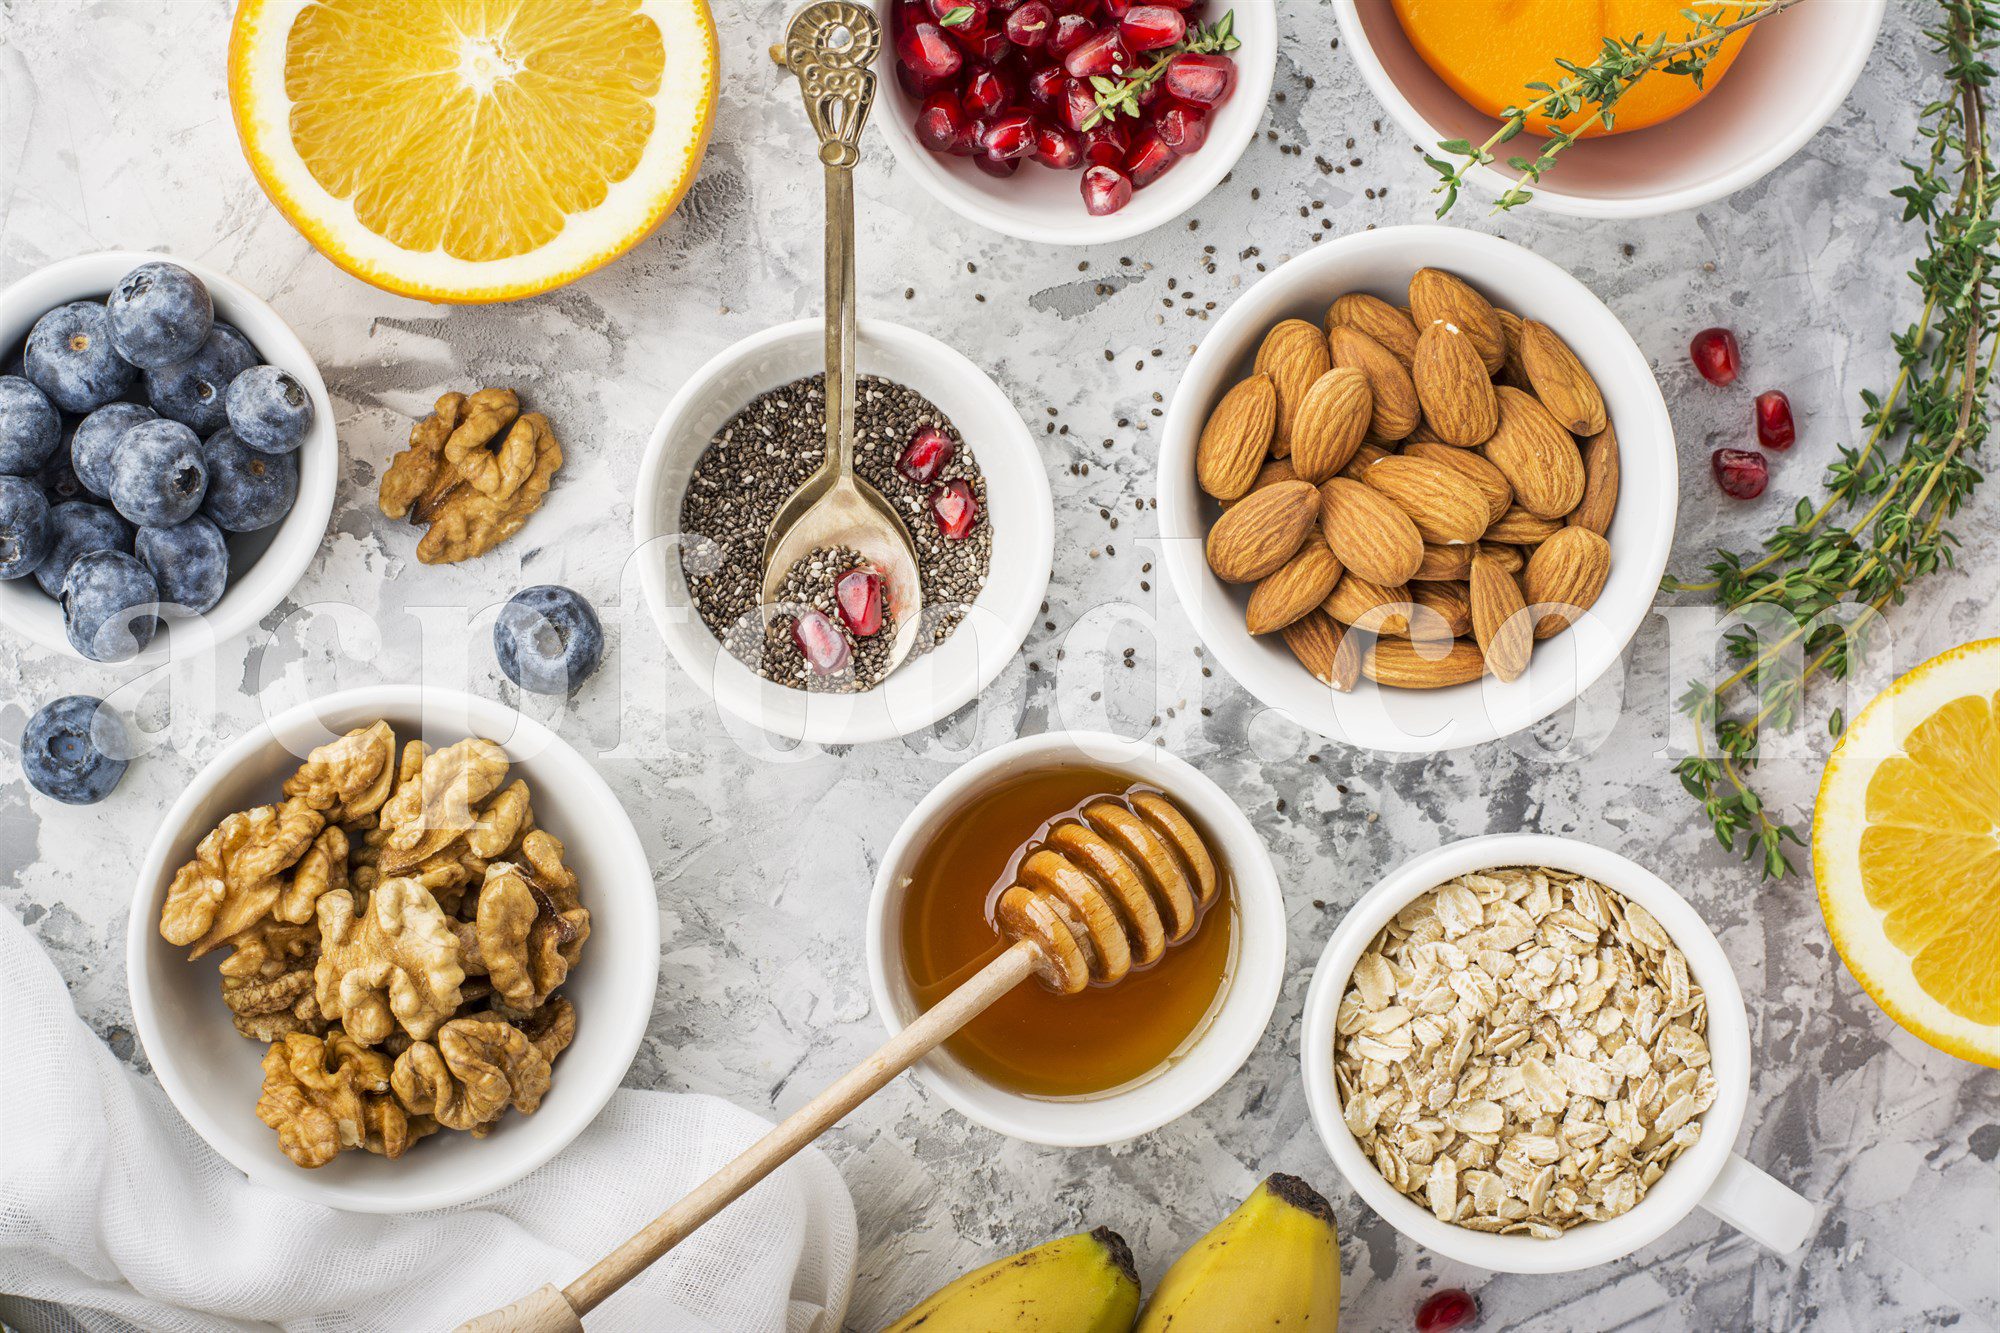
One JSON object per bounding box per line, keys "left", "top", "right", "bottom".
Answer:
{"left": 493, "top": 584, "right": 605, "bottom": 695}
{"left": 20, "top": 695, "right": 129, "bottom": 806}
{"left": 894, "top": 0, "right": 1242, "bottom": 217}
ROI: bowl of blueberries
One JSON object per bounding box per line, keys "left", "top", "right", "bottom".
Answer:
{"left": 0, "top": 251, "right": 336, "bottom": 665}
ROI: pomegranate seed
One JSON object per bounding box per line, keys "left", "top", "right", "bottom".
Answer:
{"left": 1051, "top": 13, "right": 1095, "bottom": 52}
{"left": 973, "top": 152, "right": 1021, "bottom": 178}
{"left": 896, "top": 61, "right": 945, "bottom": 99}
{"left": 1005, "top": 0, "right": 1056, "bottom": 46}
{"left": 1026, "top": 64, "right": 1069, "bottom": 104}
{"left": 1119, "top": 5, "right": 1185, "bottom": 50}
{"left": 929, "top": 0, "right": 987, "bottom": 27}
{"left": 1755, "top": 389, "right": 1796, "bottom": 450}
{"left": 915, "top": 91, "right": 970, "bottom": 154}
{"left": 963, "top": 66, "right": 1011, "bottom": 119}
{"left": 897, "top": 22, "right": 964, "bottom": 82}
{"left": 1415, "top": 1289, "right": 1481, "bottom": 1333}
{"left": 1061, "top": 78, "right": 1099, "bottom": 132}
{"left": 835, "top": 568, "right": 885, "bottom": 638}
{"left": 1125, "top": 127, "right": 1177, "bottom": 187}
{"left": 930, "top": 479, "right": 980, "bottom": 538}
{"left": 956, "top": 26, "right": 1012, "bottom": 62}
{"left": 1712, "top": 447, "right": 1769, "bottom": 499}
{"left": 1155, "top": 102, "right": 1207, "bottom": 154}
{"left": 1164, "top": 51, "right": 1234, "bottom": 105}
{"left": 897, "top": 425, "right": 957, "bottom": 483}
{"left": 1081, "top": 164, "right": 1133, "bottom": 215}
{"left": 1690, "top": 327, "right": 1741, "bottom": 386}
{"left": 1103, "top": 0, "right": 1134, "bottom": 15}
{"left": 981, "top": 111, "right": 1038, "bottom": 159}
{"left": 1033, "top": 122, "right": 1084, "bottom": 169}
{"left": 1064, "top": 28, "right": 1131, "bottom": 78}
{"left": 792, "top": 609, "right": 851, "bottom": 675}
{"left": 1082, "top": 120, "right": 1129, "bottom": 167}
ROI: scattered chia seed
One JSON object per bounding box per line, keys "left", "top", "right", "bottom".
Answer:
{"left": 680, "top": 373, "right": 993, "bottom": 693}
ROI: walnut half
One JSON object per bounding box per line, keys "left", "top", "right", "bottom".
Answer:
{"left": 379, "top": 389, "right": 563, "bottom": 565}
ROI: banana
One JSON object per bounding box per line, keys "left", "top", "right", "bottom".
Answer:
{"left": 882, "top": 1226, "right": 1141, "bottom": 1333}
{"left": 1136, "top": 1174, "right": 1341, "bottom": 1331}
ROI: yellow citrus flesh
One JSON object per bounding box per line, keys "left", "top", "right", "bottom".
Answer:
{"left": 1815, "top": 639, "right": 2000, "bottom": 1066}
{"left": 230, "top": 0, "right": 717, "bottom": 302}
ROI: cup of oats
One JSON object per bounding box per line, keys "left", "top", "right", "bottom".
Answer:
{"left": 1300, "top": 834, "right": 1815, "bottom": 1272}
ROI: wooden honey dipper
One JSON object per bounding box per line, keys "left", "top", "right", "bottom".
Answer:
{"left": 463, "top": 790, "right": 1221, "bottom": 1332}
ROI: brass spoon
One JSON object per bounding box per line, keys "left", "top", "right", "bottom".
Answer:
{"left": 762, "top": 2, "right": 922, "bottom": 675}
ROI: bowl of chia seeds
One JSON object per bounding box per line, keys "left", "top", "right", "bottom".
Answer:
{"left": 634, "top": 318, "right": 1052, "bottom": 744}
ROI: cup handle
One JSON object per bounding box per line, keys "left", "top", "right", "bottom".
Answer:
{"left": 1698, "top": 1152, "right": 1816, "bottom": 1253}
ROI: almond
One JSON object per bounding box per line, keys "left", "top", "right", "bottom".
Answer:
{"left": 1519, "top": 320, "right": 1607, "bottom": 436}
{"left": 1523, "top": 525, "right": 1612, "bottom": 638}
{"left": 1568, "top": 423, "right": 1620, "bottom": 535}
{"left": 1363, "top": 636, "right": 1487, "bottom": 689}
{"left": 1322, "top": 572, "right": 1413, "bottom": 637}
{"left": 1280, "top": 610, "right": 1361, "bottom": 692}
{"left": 1412, "top": 321, "right": 1499, "bottom": 447}
{"left": 1195, "top": 374, "right": 1277, "bottom": 500}
{"left": 1412, "top": 542, "right": 1474, "bottom": 582}
{"left": 1482, "top": 386, "right": 1586, "bottom": 519}
{"left": 1206, "top": 479, "right": 1317, "bottom": 584}
{"left": 1327, "top": 325, "right": 1421, "bottom": 442}
{"left": 1220, "top": 456, "right": 1300, "bottom": 510}
{"left": 1254, "top": 319, "right": 1332, "bottom": 456}
{"left": 1408, "top": 268, "right": 1504, "bottom": 375}
{"left": 1485, "top": 506, "right": 1564, "bottom": 546}
{"left": 1410, "top": 580, "right": 1474, "bottom": 638}
{"left": 1404, "top": 440, "right": 1512, "bottom": 524}
{"left": 1476, "top": 541, "right": 1526, "bottom": 574}
{"left": 1246, "top": 533, "right": 1344, "bottom": 635}
{"left": 1470, "top": 551, "right": 1533, "bottom": 682}
{"left": 1361, "top": 454, "right": 1491, "bottom": 546}
{"left": 1495, "top": 309, "right": 1533, "bottom": 390}
{"left": 1288, "top": 367, "right": 1373, "bottom": 484}
{"left": 1325, "top": 293, "right": 1418, "bottom": 368}
{"left": 1340, "top": 442, "right": 1392, "bottom": 482}
{"left": 1317, "top": 477, "right": 1425, "bottom": 587}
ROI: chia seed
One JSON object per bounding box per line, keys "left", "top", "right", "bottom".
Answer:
{"left": 741, "top": 544, "right": 899, "bottom": 693}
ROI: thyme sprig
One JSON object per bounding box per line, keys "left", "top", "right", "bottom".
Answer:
{"left": 1664, "top": 0, "right": 2000, "bottom": 878}
{"left": 1426, "top": 0, "right": 1803, "bottom": 216}
{"left": 1080, "top": 11, "right": 1241, "bottom": 132}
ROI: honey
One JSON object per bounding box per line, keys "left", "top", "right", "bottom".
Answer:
{"left": 900, "top": 764, "right": 1236, "bottom": 1098}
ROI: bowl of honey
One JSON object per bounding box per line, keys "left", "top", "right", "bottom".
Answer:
{"left": 866, "top": 732, "right": 1286, "bottom": 1147}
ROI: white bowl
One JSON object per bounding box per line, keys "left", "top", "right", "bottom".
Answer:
{"left": 1334, "top": 0, "right": 1885, "bottom": 218}
{"left": 634, "top": 318, "right": 1053, "bottom": 745}
{"left": 1159, "top": 225, "right": 1676, "bottom": 754}
{"left": 0, "top": 251, "right": 338, "bottom": 666}
{"left": 870, "top": 0, "right": 1278, "bottom": 245}
{"left": 126, "top": 686, "right": 660, "bottom": 1213}
{"left": 1300, "top": 834, "right": 1815, "bottom": 1272}
{"left": 865, "top": 731, "right": 1285, "bottom": 1147}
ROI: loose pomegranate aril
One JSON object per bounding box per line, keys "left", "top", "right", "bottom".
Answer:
{"left": 1125, "top": 127, "right": 1177, "bottom": 187}
{"left": 1415, "top": 1289, "right": 1481, "bottom": 1333}
{"left": 1119, "top": 4, "right": 1186, "bottom": 50}
{"left": 1164, "top": 51, "right": 1234, "bottom": 104}
{"left": 1712, "top": 447, "right": 1769, "bottom": 499}
{"left": 982, "top": 111, "right": 1039, "bottom": 160}
{"left": 897, "top": 424, "right": 957, "bottom": 483}
{"left": 1005, "top": 0, "right": 1056, "bottom": 46}
{"left": 897, "top": 22, "right": 964, "bottom": 82}
{"left": 930, "top": 479, "right": 980, "bottom": 539}
{"left": 1064, "top": 28, "right": 1131, "bottom": 78}
{"left": 1081, "top": 164, "right": 1133, "bottom": 215}
{"left": 835, "top": 569, "right": 885, "bottom": 639}
{"left": 929, "top": 0, "right": 988, "bottom": 27}
{"left": 1034, "top": 122, "right": 1084, "bottom": 169}
{"left": 1082, "top": 120, "right": 1129, "bottom": 167}
{"left": 973, "top": 151, "right": 1021, "bottom": 178}
{"left": 1755, "top": 389, "right": 1796, "bottom": 449}
{"left": 1051, "top": 12, "right": 1095, "bottom": 52}
{"left": 1027, "top": 63, "right": 1069, "bottom": 104}
{"left": 1155, "top": 102, "right": 1207, "bottom": 154}
{"left": 915, "top": 91, "right": 970, "bottom": 154}
{"left": 792, "top": 609, "right": 852, "bottom": 676}
{"left": 963, "top": 66, "right": 1011, "bottom": 119}
{"left": 1690, "top": 327, "right": 1742, "bottom": 386}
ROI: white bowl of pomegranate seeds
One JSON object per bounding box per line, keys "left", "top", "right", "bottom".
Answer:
{"left": 634, "top": 318, "right": 1053, "bottom": 745}
{"left": 874, "top": 0, "right": 1278, "bottom": 244}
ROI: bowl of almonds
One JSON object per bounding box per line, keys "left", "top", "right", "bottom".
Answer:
{"left": 1159, "top": 225, "right": 1676, "bottom": 753}
{"left": 1300, "top": 834, "right": 1815, "bottom": 1271}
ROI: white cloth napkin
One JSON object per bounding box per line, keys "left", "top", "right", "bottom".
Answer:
{"left": 0, "top": 908, "right": 857, "bottom": 1333}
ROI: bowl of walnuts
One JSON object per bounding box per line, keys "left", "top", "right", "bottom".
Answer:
{"left": 124, "top": 685, "right": 658, "bottom": 1213}
{"left": 1158, "top": 225, "right": 1676, "bottom": 754}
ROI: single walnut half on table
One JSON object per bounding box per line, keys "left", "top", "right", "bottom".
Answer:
{"left": 380, "top": 388, "right": 564, "bottom": 565}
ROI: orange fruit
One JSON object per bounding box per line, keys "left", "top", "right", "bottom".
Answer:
{"left": 1388, "top": 0, "right": 1756, "bottom": 137}
{"left": 229, "top": 0, "right": 719, "bottom": 303}
{"left": 1815, "top": 638, "right": 2000, "bottom": 1067}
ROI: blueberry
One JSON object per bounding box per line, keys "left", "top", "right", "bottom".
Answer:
{"left": 34, "top": 501, "right": 133, "bottom": 598}
{"left": 225, "top": 364, "right": 314, "bottom": 455}
{"left": 60, "top": 548, "right": 160, "bottom": 662}
{"left": 144, "top": 322, "right": 257, "bottom": 434}
{"left": 494, "top": 584, "right": 604, "bottom": 696}
{"left": 106, "top": 262, "right": 214, "bottom": 369}
{"left": 71, "top": 402, "right": 155, "bottom": 498}
{"left": 199, "top": 426, "right": 296, "bottom": 531}
{"left": 25, "top": 302, "right": 140, "bottom": 413}
{"left": 0, "top": 374, "right": 62, "bottom": 475}
{"left": 21, "top": 695, "right": 129, "bottom": 805}
{"left": 0, "top": 475, "right": 52, "bottom": 580}
{"left": 110, "top": 418, "right": 206, "bottom": 527}
{"left": 136, "top": 514, "right": 229, "bottom": 615}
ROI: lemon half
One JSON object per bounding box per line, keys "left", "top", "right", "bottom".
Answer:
{"left": 1815, "top": 637, "right": 2000, "bottom": 1067}
{"left": 230, "top": 0, "right": 718, "bottom": 303}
